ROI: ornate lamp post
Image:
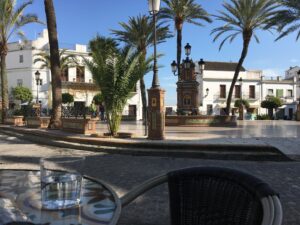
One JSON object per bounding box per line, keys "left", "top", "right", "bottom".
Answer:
{"left": 198, "top": 58, "right": 205, "bottom": 74}
{"left": 171, "top": 43, "right": 193, "bottom": 75}
{"left": 147, "top": 0, "right": 165, "bottom": 140}
{"left": 35, "top": 70, "right": 41, "bottom": 104}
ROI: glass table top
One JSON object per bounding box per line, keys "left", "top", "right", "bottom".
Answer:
{"left": 0, "top": 170, "right": 121, "bottom": 225}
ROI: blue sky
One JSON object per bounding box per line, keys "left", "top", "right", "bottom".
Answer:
{"left": 20, "top": 0, "right": 300, "bottom": 105}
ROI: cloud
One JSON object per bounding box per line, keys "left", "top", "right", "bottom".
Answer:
{"left": 290, "top": 58, "right": 299, "bottom": 64}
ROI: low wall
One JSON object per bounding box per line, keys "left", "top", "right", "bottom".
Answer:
{"left": 4, "top": 116, "right": 24, "bottom": 126}
{"left": 61, "top": 118, "right": 98, "bottom": 135}
{"left": 26, "top": 117, "right": 51, "bottom": 128}
{"left": 166, "top": 115, "right": 237, "bottom": 127}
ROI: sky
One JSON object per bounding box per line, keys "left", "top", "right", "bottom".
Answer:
{"left": 18, "top": 0, "right": 300, "bottom": 106}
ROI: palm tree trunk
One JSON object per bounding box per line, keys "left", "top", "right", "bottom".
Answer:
{"left": 177, "top": 28, "right": 182, "bottom": 78}
{"left": 139, "top": 51, "right": 147, "bottom": 124}
{"left": 44, "top": 0, "right": 62, "bottom": 128}
{"left": 0, "top": 52, "right": 8, "bottom": 124}
{"left": 140, "top": 77, "right": 147, "bottom": 123}
{"left": 225, "top": 33, "right": 252, "bottom": 115}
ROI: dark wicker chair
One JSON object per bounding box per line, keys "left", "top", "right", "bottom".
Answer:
{"left": 121, "top": 167, "right": 282, "bottom": 225}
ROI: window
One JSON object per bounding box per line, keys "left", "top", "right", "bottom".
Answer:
{"left": 249, "top": 85, "right": 255, "bottom": 98}
{"left": 61, "top": 67, "right": 68, "bottom": 81}
{"left": 17, "top": 79, "right": 23, "bottom": 87}
{"left": 76, "top": 66, "right": 85, "bottom": 82}
{"left": 276, "top": 89, "right": 283, "bottom": 98}
{"left": 235, "top": 85, "right": 241, "bottom": 98}
{"left": 128, "top": 105, "right": 136, "bottom": 116}
{"left": 267, "top": 89, "right": 273, "bottom": 96}
{"left": 220, "top": 85, "right": 226, "bottom": 98}
{"left": 287, "top": 89, "right": 293, "bottom": 97}
{"left": 183, "top": 95, "right": 191, "bottom": 105}
{"left": 207, "top": 104, "right": 213, "bottom": 115}
{"left": 19, "top": 55, "right": 23, "bottom": 63}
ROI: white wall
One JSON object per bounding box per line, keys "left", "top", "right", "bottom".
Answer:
{"left": 6, "top": 29, "right": 143, "bottom": 120}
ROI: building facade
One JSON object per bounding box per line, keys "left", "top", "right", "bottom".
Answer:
{"left": 6, "top": 29, "right": 142, "bottom": 120}
{"left": 175, "top": 60, "right": 298, "bottom": 119}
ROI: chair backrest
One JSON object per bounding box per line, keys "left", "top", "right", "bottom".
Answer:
{"left": 121, "top": 167, "right": 282, "bottom": 225}
{"left": 167, "top": 167, "right": 278, "bottom": 225}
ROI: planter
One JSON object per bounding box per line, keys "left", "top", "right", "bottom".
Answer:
{"left": 61, "top": 118, "right": 99, "bottom": 135}
{"left": 166, "top": 115, "right": 237, "bottom": 127}
{"left": 4, "top": 116, "right": 24, "bottom": 126}
{"left": 103, "top": 132, "right": 133, "bottom": 138}
{"left": 26, "top": 117, "right": 51, "bottom": 128}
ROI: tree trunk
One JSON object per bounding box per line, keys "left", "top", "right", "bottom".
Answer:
{"left": 44, "top": 0, "right": 62, "bottom": 128}
{"left": 177, "top": 27, "right": 182, "bottom": 78}
{"left": 0, "top": 52, "right": 8, "bottom": 124}
{"left": 140, "top": 77, "right": 147, "bottom": 123}
{"left": 225, "top": 32, "right": 252, "bottom": 115}
{"left": 139, "top": 50, "right": 147, "bottom": 124}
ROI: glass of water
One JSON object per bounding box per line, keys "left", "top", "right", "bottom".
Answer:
{"left": 40, "top": 156, "right": 85, "bottom": 210}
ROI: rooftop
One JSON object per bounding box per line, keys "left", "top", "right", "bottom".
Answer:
{"left": 204, "top": 61, "right": 246, "bottom": 72}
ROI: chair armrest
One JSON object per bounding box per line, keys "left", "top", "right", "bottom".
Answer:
{"left": 120, "top": 174, "right": 168, "bottom": 207}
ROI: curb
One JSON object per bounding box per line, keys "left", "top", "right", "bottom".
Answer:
{"left": 0, "top": 126, "right": 291, "bottom": 161}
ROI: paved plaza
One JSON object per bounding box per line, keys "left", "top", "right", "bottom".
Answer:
{"left": 0, "top": 120, "right": 300, "bottom": 225}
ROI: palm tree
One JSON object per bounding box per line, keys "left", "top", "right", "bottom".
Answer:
{"left": 44, "top": 0, "right": 62, "bottom": 128}
{"left": 268, "top": 0, "right": 300, "bottom": 41}
{"left": 212, "top": 0, "right": 279, "bottom": 115}
{"left": 34, "top": 49, "right": 77, "bottom": 72}
{"left": 85, "top": 36, "right": 145, "bottom": 136}
{"left": 111, "top": 15, "right": 171, "bottom": 123}
{"left": 159, "top": 0, "right": 211, "bottom": 77}
{"left": 0, "top": 0, "right": 40, "bottom": 123}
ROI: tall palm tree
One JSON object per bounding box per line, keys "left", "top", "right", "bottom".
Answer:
{"left": 212, "top": 0, "right": 279, "bottom": 115}
{"left": 85, "top": 37, "right": 145, "bottom": 136}
{"left": 0, "top": 0, "right": 40, "bottom": 123}
{"left": 44, "top": 0, "right": 62, "bottom": 128}
{"left": 159, "top": 0, "right": 211, "bottom": 78}
{"left": 111, "top": 15, "right": 171, "bottom": 123}
{"left": 268, "top": 0, "right": 300, "bottom": 41}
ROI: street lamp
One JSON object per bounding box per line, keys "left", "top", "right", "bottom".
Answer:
{"left": 198, "top": 58, "right": 205, "bottom": 74}
{"left": 205, "top": 88, "right": 209, "bottom": 97}
{"left": 149, "top": 0, "right": 160, "bottom": 88}
{"left": 35, "top": 70, "right": 41, "bottom": 104}
{"left": 171, "top": 43, "right": 193, "bottom": 75}
{"left": 147, "top": 0, "right": 165, "bottom": 140}
{"left": 184, "top": 43, "right": 191, "bottom": 57}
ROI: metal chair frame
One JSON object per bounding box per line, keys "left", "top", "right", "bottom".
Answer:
{"left": 121, "top": 167, "right": 283, "bottom": 225}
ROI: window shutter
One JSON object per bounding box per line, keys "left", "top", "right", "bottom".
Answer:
{"left": 276, "top": 89, "right": 283, "bottom": 97}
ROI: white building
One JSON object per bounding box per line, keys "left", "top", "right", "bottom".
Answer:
{"left": 6, "top": 29, "right": 142, "bottom": 120}
{"left": 194, "top": 61, "right": 298, "bottom": 119}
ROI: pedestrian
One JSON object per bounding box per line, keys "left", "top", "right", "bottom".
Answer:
{"left": 99, "top": 104, "right": 105, "bottom": 121}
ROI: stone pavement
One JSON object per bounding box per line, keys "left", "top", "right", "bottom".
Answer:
{"left": 0, "top": 133, "right": 299, "bottom": 225}
{"left": 0, "top": 120, "right": 299, "bottom": 160}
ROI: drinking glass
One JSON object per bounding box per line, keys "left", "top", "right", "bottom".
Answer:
{"left": 40, "top": 156, "right": 85, "bottom": 210}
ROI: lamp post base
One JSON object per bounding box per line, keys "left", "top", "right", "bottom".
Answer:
{"left": 147, "top": 87, "right": 165, "bottom": 140}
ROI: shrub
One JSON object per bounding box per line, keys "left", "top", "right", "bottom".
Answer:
{"left": 256, "top": 114, "right": 271, "bottom": 120}
{"left": 261, "top": 96, "right": 282, "bottom": 109}
{"left": 62, "top": 93, "right": 74, "bottom": 105}
{"left": 234, "top": 99, "right": 250, "bottom": 108}
{"left": 12, "top": 86, "right": 33, "bottom": 103}
{"left": 93, "top": 93, "right": 103, "bottom": 105}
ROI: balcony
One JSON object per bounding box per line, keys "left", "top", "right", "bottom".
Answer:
{"left": 280, "top": 96, "right": 295, "bottom": 104}
{"left": 61, "top": 81, "right": 98, "bottom": 91}
{"left": 213, "top": 92, "right": 260, "bottom": 101}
